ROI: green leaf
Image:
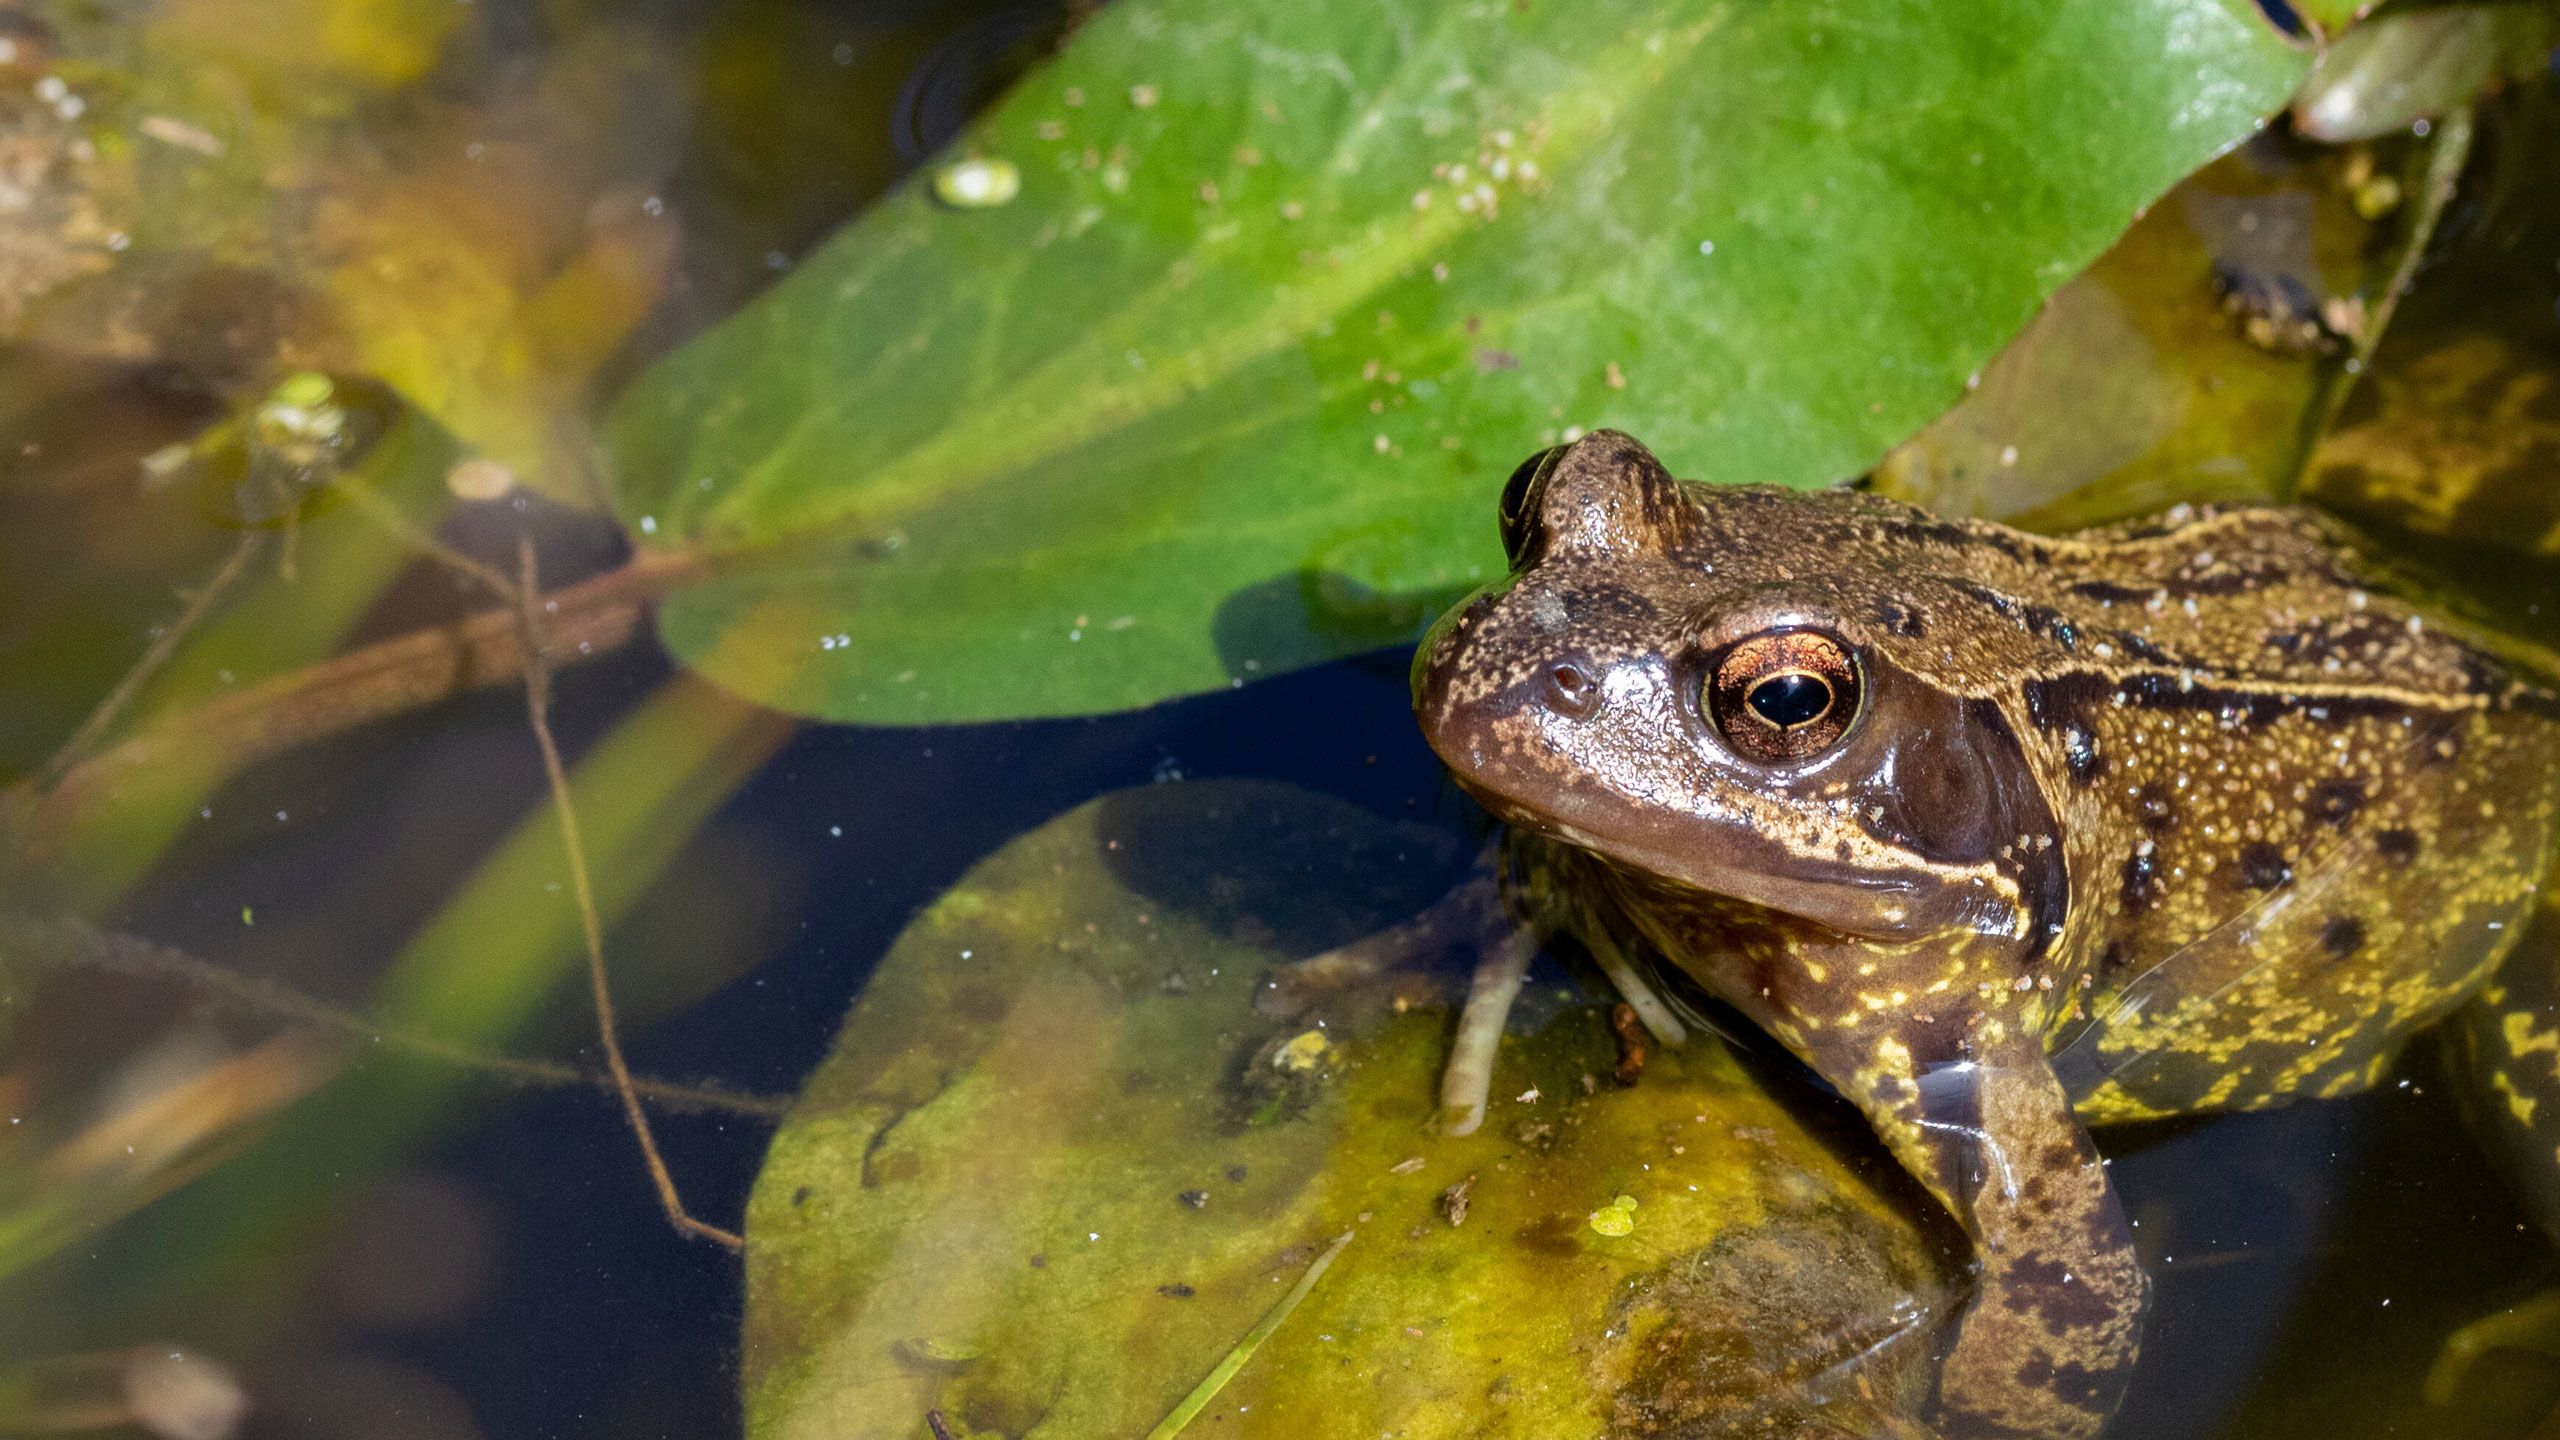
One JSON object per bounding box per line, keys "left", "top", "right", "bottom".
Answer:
{"left": 745, "top": 779, "right": 1954, "bottom": 1439}
{"left": 610, "top": 0, "right": 2310, "bottom": 725}
{"left": 2290, "top": 0, "right": 2375, "bottom": 37}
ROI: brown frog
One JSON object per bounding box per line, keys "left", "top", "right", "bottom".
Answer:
{"left": 1410, "top": 431, "right": 2560, "bottom": 1438}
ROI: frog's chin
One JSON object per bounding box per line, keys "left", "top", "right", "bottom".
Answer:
{"left": 1451, "top": 776, "right": 1974, "bottom": 943}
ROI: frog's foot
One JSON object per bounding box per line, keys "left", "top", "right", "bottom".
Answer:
{"left": 1255, "top": 852, "right": 1504, "bottom": 1020}
{"left": 2425, "top": 1288, "right": 2560, "bottom": 1410}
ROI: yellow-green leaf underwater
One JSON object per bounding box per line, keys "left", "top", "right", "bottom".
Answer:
{"left": 746, "top": 780, "right": 1956, "bottom": 1439}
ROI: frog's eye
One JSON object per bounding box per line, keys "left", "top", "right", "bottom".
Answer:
{"left": 1706, "top": 630, "right": 1860, "bottom": 762}
{"left": 1498, "top": 445, "right": 1567, "bottom": 564}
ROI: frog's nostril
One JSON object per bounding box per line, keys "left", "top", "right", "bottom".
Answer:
{"left": 1545, "top": 661, "right": 1601, "bottom": 718}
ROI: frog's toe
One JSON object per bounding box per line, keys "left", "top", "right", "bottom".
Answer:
{"left": 1257, "top": 861, "right": 1503, "bottom": 1019}
{"left": 1440, "top": 927, "right": 1540, "bottom": 1135}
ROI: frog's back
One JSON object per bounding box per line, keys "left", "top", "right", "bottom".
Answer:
{"left": 1991, "top": 504, "right": 2560, "bottom": 1121}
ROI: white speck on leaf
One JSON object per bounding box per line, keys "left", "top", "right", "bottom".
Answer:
{"left": 933, "top": 156, "right": 1022, "bottom": 209}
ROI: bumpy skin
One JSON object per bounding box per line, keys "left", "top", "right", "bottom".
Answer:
{"left": 1411, "top": 431, "right": 2560, "bottom": 1439}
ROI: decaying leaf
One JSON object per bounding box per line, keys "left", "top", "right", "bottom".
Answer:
{"left": 746, "top": 780, "right": 1956, "bottom": 1440}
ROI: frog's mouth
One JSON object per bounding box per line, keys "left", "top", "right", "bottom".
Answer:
{"left": 1439, "top": 766, "right": 1986, "bottom": 944}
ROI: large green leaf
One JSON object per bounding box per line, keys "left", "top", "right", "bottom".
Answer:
{"left": 609, "top": 0, "right": 2310, "bottom": 725}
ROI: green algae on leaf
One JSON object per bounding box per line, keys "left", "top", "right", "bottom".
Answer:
{"left": 744, "top": 779, "right": 1955, "bottom": 1440}
{"left": 610, "top": 0, "right": 2310, "bottom": 726}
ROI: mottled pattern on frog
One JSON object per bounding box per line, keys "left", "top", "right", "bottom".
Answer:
{"left": 1412, "top": 430, "right": 2560, "bottom": 1440}
{"left": 1795, "top": 501, "right": 2560, "bottom": 1120}
{"left": 1463, "top": 450, "right": 2560, "bottom": 1112}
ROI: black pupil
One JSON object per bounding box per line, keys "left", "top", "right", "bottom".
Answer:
{"left": 1746, "top": 672, "right": 1833, "bottom": 729}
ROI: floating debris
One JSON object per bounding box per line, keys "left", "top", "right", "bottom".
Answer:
{"left": 1440, "top": 1175, "right": 1475, "bottom": 1228}
{"left": 1610, "top": 1002, "right": 1648, "bottom": 1086}
{"left": 445, "top": 457, "right": 517, "bottom": 501}
{"left": 1273, "top": 1029, "right": 1330, "bottom": 1072}
{"left": 1589, "top": 1194, "right": 1639, "bottom": 1237}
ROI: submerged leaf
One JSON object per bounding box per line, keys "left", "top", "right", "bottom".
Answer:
{"left": 0, "top": 2, "right": 683, "bottom": 503}
{"left": 745, "top": 780, "right": 1954, "bottom": 1440}
{"left": 610, "top": 0, "right": 2309, "bottom": 725}
{"left": 1871, "top": 120, "right": 2466, "bottom": 528}
{"left": 2292, "top": 2, "right": 2560, "bottom": 144}
{"left": 2297, "top": 80, "right": 2560, "bottom": 654}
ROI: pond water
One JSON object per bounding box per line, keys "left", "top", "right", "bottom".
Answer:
{"left": 6, "top": 2, "right": 2560, "bottom": 1439}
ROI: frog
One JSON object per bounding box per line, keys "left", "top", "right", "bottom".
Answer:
{"left": 1408, "top": 430, "right": 2560, "bottom": 1439}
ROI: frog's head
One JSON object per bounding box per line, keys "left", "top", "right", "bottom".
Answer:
{"left": 1413, "top": 431, "right": 2064, "bottom": 959}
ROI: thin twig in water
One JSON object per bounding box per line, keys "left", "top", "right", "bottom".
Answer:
{"left": 1144, "top": 1229, "right": 1355, "bottom": 1440}
{"left": 330, "top": 478, "right": 522, "bottom": 605}
{"left": 40, "top": 531, "right": 265, "bottom": 786}
{"left": 515, "top": 537, "right": 743, "bottom": 1251}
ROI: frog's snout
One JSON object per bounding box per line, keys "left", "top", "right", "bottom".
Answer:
{"left": 1412, "top": 583, "right": 1613, "bottom": 797}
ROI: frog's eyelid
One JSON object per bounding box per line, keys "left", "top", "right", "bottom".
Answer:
{"left": 2049, "top": 703, "right": 2465, "bottom": 1096}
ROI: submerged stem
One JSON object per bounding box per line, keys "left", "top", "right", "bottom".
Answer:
{"left": 514, "top": 539, "right": 743, "bottom": 1252}
{"left": 39, "top": 531, "right": 265, "bottom": 788}
{"left": 1439, "top": 928, "right": 1538, "bottom": 1137}
{"left": 25, "top": 544, "right": 707, "bottom": 844}
{"left": 1143, "top": 1229, "right": 1356, "bottom": 1440}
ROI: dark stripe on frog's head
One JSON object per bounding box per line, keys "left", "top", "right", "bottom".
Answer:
{"left": 2017, "top": 669, "right": 2424, "bottom": 739}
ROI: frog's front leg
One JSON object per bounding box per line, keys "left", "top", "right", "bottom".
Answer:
{"left": 1259, "top": 840, "right": 1692, "bottom": 1135}
{"left": 1255, "top": 854, "right": 1508, "bottom": 1020}
{"left": 1872, "top": 1023, "right": 2148, "bottom": 1440}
